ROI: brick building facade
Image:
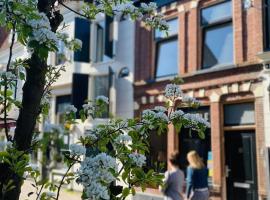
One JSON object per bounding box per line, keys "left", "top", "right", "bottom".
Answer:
{"left": 134, "top": 0, "right": 270, "bottom": 199}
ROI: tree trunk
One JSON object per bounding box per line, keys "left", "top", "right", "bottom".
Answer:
{"left": 0, "top": 1, "right": 62, "bottom": 199}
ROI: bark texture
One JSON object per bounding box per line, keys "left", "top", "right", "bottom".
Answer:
{"left": 0, "top": 1, "right": 62, "bottom": 199}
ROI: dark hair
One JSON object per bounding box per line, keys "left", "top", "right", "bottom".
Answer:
{"left": 169, "top": 152, "right": 181, "bottom": 167}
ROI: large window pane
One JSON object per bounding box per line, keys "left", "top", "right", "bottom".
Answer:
{"left": 156, "top": 39, "right": 178, "bottom": 77}
{"left": 203, "top": 23, "right": 233, "bottom": 68}
{"left": 94, "top": 76, "right": 109, "bottom": 118}
{"left": 201, "top": 1, "right": 232, "bottom": 25}
{"left": 224, "top": 103, "right": 255, "bottom": 126}
{"left": 264, "top": 0, "right": 270, "bottom": 50}
{"left": 155, "top": 18, "right": 178, "bottom": 39}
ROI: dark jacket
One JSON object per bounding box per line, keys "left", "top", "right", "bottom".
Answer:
{"left": 186, "top": 166, "right": 208, "bottom": 198}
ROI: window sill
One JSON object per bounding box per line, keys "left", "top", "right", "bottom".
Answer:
{"left": 186, "top": 63, "right": 236, "bottom": 77}
{"left": 257, "top": 51, "right": 270, "bottom": 63}
{"left": 154, "top": 74, "right": 178, "bottom": 82}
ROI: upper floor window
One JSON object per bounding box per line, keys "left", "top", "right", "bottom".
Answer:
{"left": 55, "top": 40, "right": 65, "bottom": 65}
{"left": 95, "top": 15, "right": 113, "bottom": 63}
{"left": 74, "top": 17, "right": 91, "bottom": 63}
{"left": 56, "top": 95, "right": 71, "bottom": 124}
{"left": 264, "top": 0, "right": 270, "bottom": 50}
{"left": 155, "top": 18, "right": 178, "bottom": 78}
{"left": 201, "top": 1, "right": 233, "bottom": 69}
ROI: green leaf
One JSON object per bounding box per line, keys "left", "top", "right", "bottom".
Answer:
{"left": 122, "top": 187, "right": 130, "bottom": 197}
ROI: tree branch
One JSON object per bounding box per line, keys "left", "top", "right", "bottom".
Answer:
{"left": 59, "top": 1, "right": 88, "bottom": 19}
{"left": 3, "top": 23, "right": 16, "bottom": 141}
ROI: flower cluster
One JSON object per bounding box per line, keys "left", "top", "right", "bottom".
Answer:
{"left": 142, "top": 109, "right": 169, "bottom": 125}
{"left": 153, "top": 106, "right": 167, "bottom": 113}
{"left": 182, "top": 95, "right": 201, "bottom": 107}
{"left": 114, "top": 134, "right": 132, "bottom": 144}
{"left": 169, "top": 110, "right": 184, "bottom": 120}
{"left": 65, "top": 105, "right": 77, "bottom": 114}
{"left": 164, "top": 84, "right": 182, "bottom": 99}
{"left": 129, "top": 153, "right": 146, "bottom": 167}
{"left": 0, "top": 71, "right": 16, "bottom": 80}
{"left": 27, "top": 12, "right": 58, "bottom": 47}
{"left": 69, "top": 144, "right": 86, "bottom": 156}
{"left": 96, "top": 95, "right": 109, "bottom": 104}
{"left": 183, "top": 113, "right": 211, "bottom": 128}
{"left": 77, "top": 153, "right": 117, "bottom": 199}
{"left": 44, "top": 122, "right": 63, "bottom": 134}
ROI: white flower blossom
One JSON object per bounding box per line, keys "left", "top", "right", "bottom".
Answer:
{"left": 164, "top": 84, "right": 182, "bottom": 99}
{"left": 65, "top": 105, "right": 77, "bottom": 114}
{"left": 129, "top": 153, "right": 146, "bottom": 167}
{"left": 183, "top": 113, "right": 210, "bottom": 128}
{"left": 155, "top": 112, "right": 169, "bottom": 122}
{"left": 27, "top": 12, "right": 58, "bottom": 47}
{"left": 69, "top": 144, "right": 86, "bottom": 156}
{"left": 115, "top": 134, "right": 132, "bottom": 144}
{"left": 154, "top": 106, "right": 167, "bottom": 113}
{"left": 182, "top": 95, "right": 201, "bottom": 106}
{"left": 44, "top": 122, "right": 63, "bottom": 133}
{"left": 73, "top": 38, "right": 82, "bottom": 49}
{"left": 77, "top": 153, "right": 117, "bottom": 199}
{"left": 96, "top": 95, "right": 109, "bottom": 104}
{"left": 141, "top": 2, "right": 157, "bottom": 12}
{"left": 0, "top": 71, "right": 16, "bottom": 79}
{"left": 85, "top": 129, "right": 98, "bottom": 140}
{"left": 170, "top": 110, "right": 184, "bottom": 120}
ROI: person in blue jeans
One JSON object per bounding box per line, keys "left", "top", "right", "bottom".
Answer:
{"left": 186, "top": 151, "right": 209, "bottom": 200}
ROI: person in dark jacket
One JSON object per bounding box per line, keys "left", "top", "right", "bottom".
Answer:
{"left": 186, "top": 151, "right": 209, "bottom": 200}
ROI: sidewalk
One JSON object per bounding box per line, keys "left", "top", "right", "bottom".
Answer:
{"left": 20, "top": 179, "right": 81, "bottom": 200}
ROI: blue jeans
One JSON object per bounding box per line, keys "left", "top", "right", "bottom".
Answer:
{"left": 191, "top": 190, "right": 209, "bottom": 200}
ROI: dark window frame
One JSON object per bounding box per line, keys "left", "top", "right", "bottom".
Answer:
{"left": 200, "top": 0, "right": 233, "bottom": 69}
{"left": 264, "top": 0, "right": 270, "bottom": 51}
{"left": 154, "top": 18, "right": 178, "bottom": 79}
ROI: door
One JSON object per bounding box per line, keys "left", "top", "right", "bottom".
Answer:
{"left": 225, "top": 131, "right": 258, "bottom": 200}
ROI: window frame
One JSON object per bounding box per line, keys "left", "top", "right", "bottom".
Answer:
{"left": 200, "top": 0, "right": 233, "bottom": 69}
{"left": 263, "top": 0, "right": 270, "bottom": 51}
{"left": 154, "top": 18, "right": 179, "bottom": 79}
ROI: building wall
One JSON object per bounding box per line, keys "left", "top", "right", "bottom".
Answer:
{"left": 133, "top": 0, "right": 268, "bottom": 199}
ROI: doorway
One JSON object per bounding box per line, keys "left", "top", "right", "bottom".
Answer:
{"left": 225, "top": 131, "right": 258, "bottom": 200}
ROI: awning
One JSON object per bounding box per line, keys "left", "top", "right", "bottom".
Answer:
{"left": 0, "top": 118, "right": 16, "bottom": 129}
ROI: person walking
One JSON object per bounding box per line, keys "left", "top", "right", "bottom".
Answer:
{"left": 186, "top": 151, "right": 209, "bottom": 200}
{"left": 160, "top": 152, "right": 185, "bottom": 200}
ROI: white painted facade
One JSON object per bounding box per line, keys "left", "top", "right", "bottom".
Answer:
{"left": 0, "top": 0, "right": 135, "bottom": 191}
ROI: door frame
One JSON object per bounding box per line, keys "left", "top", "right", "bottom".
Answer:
{"left": 224, "top": 130, "right": 258, "bottom": 200}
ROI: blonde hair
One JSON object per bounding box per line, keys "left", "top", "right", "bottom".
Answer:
{"left": 187, "top": 151, "right": 205, "bottom": 169}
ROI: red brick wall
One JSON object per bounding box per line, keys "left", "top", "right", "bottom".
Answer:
{"left": 134, "top": 0, "right": 265, "bottom": 82}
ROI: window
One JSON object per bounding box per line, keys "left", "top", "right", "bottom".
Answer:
{"left": 264, "top": 0, "right": 270, "bottom": 50}
{"left": 201, "top": 1, "right": 233, "bottom": 69}
{"left": 145, "top": 131, "right": 167, "bottom": 173}
{"left": 178, "top": 107, "right": 211, "bottom": 173}
{"left": 71, "top": 73, "right": 89, "bottom": 118}
{"left": 56, "top": 95, "right": 71, "bottom": 124}
{"left": 93, "top": 75, "right": 109, "bottom": 118}
{"left": 74, "top": 17, "right": 91, "bottom": 62}
{"left": 155, "top": 18, "right": 178, "bottom": 78}
{"left": 55, "top": 40, "right": 65, "bottom": 65}
{"left": 224, "top": 103, "right": 255, "bottom": 126}
{"left": 94, "top": 15, "right": 114, "bottom": 62}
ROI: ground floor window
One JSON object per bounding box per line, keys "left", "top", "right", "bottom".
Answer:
{"left": 145, "top": 131, "right": 167, "bottom": 173}
{"left": 178, "top": 107, "right": 212, "bottom": 178}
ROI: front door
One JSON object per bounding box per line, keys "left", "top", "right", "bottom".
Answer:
{"left": 225, "top": 131, "right": 258, "bottom": 200}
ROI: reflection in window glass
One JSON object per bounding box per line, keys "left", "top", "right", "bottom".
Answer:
{"left": 155, "top": 18, "right": 178, "bottom": 39}
{"left": 224, "top": 103, "right": 255, "bottom": 126}
{"left": 201, "top": 1, "right": 232, "bottom": 25}
{"left": 96, "top": 22, "right": 105, "bottom": 62}
{"left": 156, "top": 39, "right": 178, "bottom": 77}
{"left": 94, "top": 76, "right": 109, "bottom": 118}
{"left": 264, "top": 0, "right": 270, "bottom": 50}
{"left": 203, "top": 23, "right": 233, "bottom": 68}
